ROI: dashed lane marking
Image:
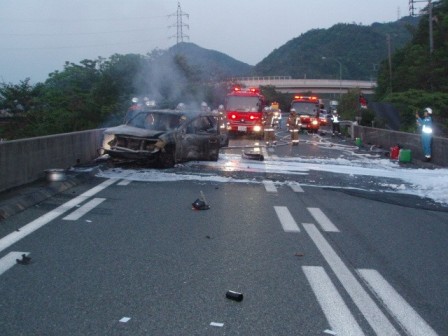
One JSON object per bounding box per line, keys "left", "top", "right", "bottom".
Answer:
{"left": 0, "top": 179, "right": 117, "bottom": 253}
{"left": 308, "top": 208, "right": 339, "bottom": 232}
{"left": 290, "top": 182, "right": 304, "bottom": 193}
{"left": 274, "top": 206, "right": 300, "bottom": 232}
{"left": 63, "top": 198, "right": 106, "bottom": 221}
{"left": 263, "top": 180, "right": 277, "bottom": 193}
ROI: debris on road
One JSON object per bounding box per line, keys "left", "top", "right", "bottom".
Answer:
{"left": 16, "top": 254, "right": 32, "bottom": 265}
{"left": 192, "top": 191, "right": 210, "bottom": 210}
{"left": 226, "top": 290, "right": 244, "bottom": 302}
{"left": 242, "top": 151, "right": 264, "bottom": 161}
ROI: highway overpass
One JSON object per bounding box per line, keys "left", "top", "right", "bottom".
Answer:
{"left": 230, "top": 76, "right": 376, "bottom": 95}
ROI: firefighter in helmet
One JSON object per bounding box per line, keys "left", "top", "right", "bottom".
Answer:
{"left": 416, "top": 107, "right": 433, "bottom": 161}
{"left": 287, "top": 109, "right": 300, "bottom": 145}
{"left": 263, "top": 106, "right": 276, "bottom": 146}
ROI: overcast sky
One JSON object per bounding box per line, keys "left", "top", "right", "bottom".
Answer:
{"left": 1, "top": 0, "right": 422, "bottom": 84}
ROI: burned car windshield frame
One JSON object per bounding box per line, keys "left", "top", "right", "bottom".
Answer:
{"left": 126, "top": 111, "right": 186, "bottom": 131}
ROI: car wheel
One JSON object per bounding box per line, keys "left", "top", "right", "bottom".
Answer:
{"left": 223, "top": 137, "right": 230, "bottom": 147}
{"left": 158, "top": 150, "right": 175, "bottom": 168}
{"left": 211, "top": 151, "right": 219, "bottom": 161}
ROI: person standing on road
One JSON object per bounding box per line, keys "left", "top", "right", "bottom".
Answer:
{"left": 331, "top": 110, "right": 341, "bottom": 135}
{"left": 287, "top": 109, "right": 300, "bottom": 145}
{"left": 416, "top": 107, "right": 434, "bottom": 161}
{"left": 263, "top": 107, "right": 276, "bottom": 146}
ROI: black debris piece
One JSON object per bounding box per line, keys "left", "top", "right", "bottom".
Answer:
{"left": 192, "top": 199, "right": 210, "bottom": 210}
{"left": 192, "top": 191, "right": 210, "bottom": 210}
{"left": 16, "top": 254, "right": 32, "bottom": 265}
{"left": 242, "top": 151, "right": 264, "bottom": 161}
{"left": 226, "top": 290, "right": 244, "bottom": 302}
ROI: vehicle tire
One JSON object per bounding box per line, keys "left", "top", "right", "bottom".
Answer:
{"left": 211, "top": 151, "right": 219, "bottom": 161}
{"left": 158, "top": 149, "right": 175, "bottom": 168}
{"left": 223, "top": 137, "right": 230, "bottom": 147}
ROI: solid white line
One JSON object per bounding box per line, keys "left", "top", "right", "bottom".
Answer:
{"left": 302, "top": 266, "right": 365, "bottom": 336}
{"left": 357, "top": 268, "right": 439, "bottom": 336}
{"left": 290, "top": 182, "right": 304, "bottom": 193}
{"left": 308, "top": 208, "right": 339, "bottom": 232}
{"left": 263, "top": 180, "right": 277, "bottom": 193}
{"left": 0, "top": 179, "right": 117, "bottom": 253}
{"left": 0, "top": 252, "right": 30, "bottom": 276}
{"left": 303, "top": 224, "right": 399, "bottom": 336}
{"left": 63, "top": 198, "right": 106, "bottom": 221}
{"left": 274, "top": 206, "right": 300, "bottom": 232}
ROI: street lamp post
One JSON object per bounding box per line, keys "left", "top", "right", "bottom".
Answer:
{"left": 322, "top": 56, "right": 342, "bottom": 97}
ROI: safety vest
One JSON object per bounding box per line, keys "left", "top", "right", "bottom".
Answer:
{"left": 422, "top": 125, "right": 433, "bottom": 134}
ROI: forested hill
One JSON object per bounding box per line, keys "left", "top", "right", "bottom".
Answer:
{"left": 168, "top": 42, "right": 253, "bottom": 80}
{"left": 253, "top": 16, "right": 419, "bottom": 81}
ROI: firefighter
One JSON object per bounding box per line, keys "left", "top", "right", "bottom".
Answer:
{"left": 217, "top": 104, "right": 227, "bottom": 131}
{"left": 263, "top": 107, "right": 276, "bottom": 146}
{"left": 416, "top": 107, "right": 433, "bottom": 161}
{"left": 287, "top": 109, "right": 300, "bottom": 145}
{"left": 331, "top": 109, "right": 341, "bottom": 135}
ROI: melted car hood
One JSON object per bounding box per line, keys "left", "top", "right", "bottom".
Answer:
{"left": 103, "top": 125, "right": 166, "bottom": 138}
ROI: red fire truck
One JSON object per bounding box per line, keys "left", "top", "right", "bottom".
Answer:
{"left": 225, "top": 86, "right": 266, "bottom": 136}
{"left": 290, "top": 95, "right": 321, "bottom": 133}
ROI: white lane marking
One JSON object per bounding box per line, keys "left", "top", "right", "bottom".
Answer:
{"left": 357, "top": 268, "right": 439, "bottom": 336}
{"left": 303, "top": 266, "right": 365, "bottom": 336}
{"left": 118, "top": 179, "right": 131, "bottom": 186}
{"left": 263, "top": 180, "right": 277, "bottom": 193}
{"left": 308, "top": 208, "right": 339, "bottom": 232}
{"left": 0, "top": 252, "right": 30, "bottom": 276}
{"left": 0, "top": 179, "right": 117, "bottom": 253}
{"left": 274, "top": 206, "right": 300, "bottom": 232}
{"left": 303, "top": 224, "right": 399, "bottom": 336}
{"left": 63, "top": 198, "right": 106, "bottom": 221}
{"left": 290, "top": 182, "right": 304, "bottom": 193}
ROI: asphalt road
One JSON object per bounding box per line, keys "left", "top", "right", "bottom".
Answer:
{"left": 0, "top": 128, "right": 447, "bottom": 335}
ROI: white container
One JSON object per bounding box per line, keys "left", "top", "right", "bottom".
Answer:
{"left": 45, "top": 169, "right": 66, "bottom": 182}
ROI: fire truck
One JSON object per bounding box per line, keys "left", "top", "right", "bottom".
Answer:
{"left": 290, "top": 95, "right": 321, "bottom": 133}
{"left": 225, "top": 86, "right": 266, "bottom": 136}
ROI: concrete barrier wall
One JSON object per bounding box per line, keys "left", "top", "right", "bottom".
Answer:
{"left": 353, "top": 125, "right": 448, "bottom": 166}
{"left": 0, "top": 126, "right": 446, "bottom": 194}
{"left": 0, "top": 129, "right": 104, "bottom": 193}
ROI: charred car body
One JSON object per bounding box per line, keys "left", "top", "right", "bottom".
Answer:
{"left": 101, "top": 109, "right": 223, "bottom": 168}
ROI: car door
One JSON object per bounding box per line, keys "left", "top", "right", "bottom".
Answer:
{"left": 176, "top": 115, "right": 220, "bottom": 161}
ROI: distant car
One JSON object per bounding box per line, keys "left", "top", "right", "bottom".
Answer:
{"left": 101, "top": 109, "right": 222, "bottom": 168}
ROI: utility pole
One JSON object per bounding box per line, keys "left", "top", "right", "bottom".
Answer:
{"left": 409, "top": 0, "right": 434, "bottom": 55}
{"left": 168, "top": 2, "right": 189, "bottom": 44}
{"left": 386, "top": 34, "right": 393, "bottom": 93}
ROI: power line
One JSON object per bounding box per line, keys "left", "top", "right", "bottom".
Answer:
{"left": 168, "top": 2, "right": 189, "bottom": 44}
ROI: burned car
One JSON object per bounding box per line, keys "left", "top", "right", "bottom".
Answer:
{"left": 101, "top": 109, "right": 222, "bottom": 168}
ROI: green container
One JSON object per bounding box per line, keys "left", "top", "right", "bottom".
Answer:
{"left": 399, "top": 149, "right": 412, "bottom": 163}
{"left": 355, "top": 137, "right": 362, "bottom": 146}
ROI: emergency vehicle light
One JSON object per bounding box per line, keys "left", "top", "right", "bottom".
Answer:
{"left": 293, "top": 95, "right": 318, "bottom": 101}
{"left": 248, "top": 87, "right": 260, "bottom": 93}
